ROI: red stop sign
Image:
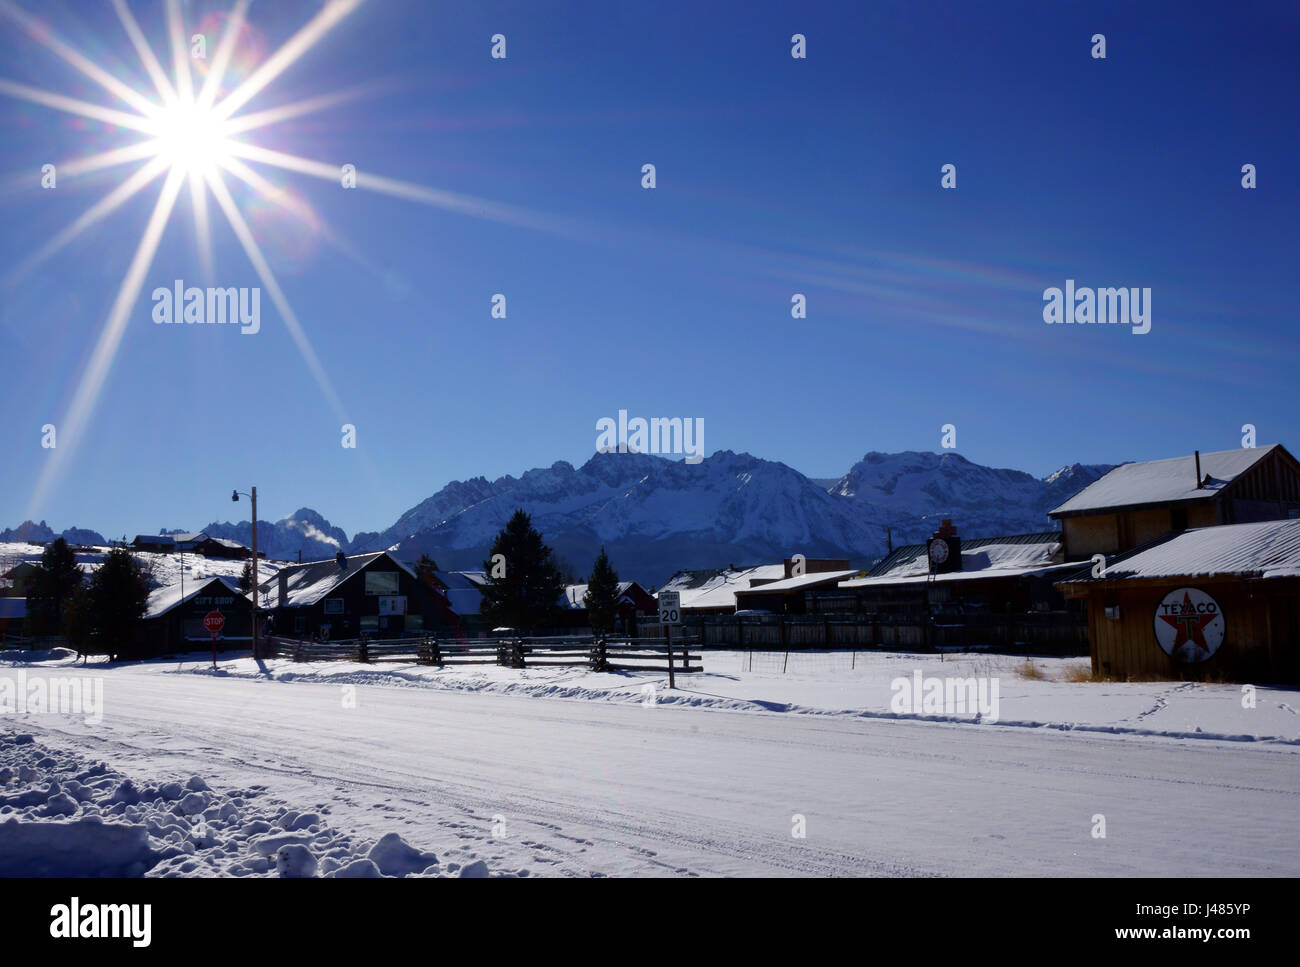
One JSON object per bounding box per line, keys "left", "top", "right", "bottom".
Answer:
{"left": 203, "top": 610, "right": 225, "bottom": 635}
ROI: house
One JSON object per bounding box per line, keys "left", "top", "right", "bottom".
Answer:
{"left": 259, "top": 551, "right": 453, "bottom": 640}
{"left": 1, "top": 561, "right": 42, "bottom": 596}
{"left": 561, "top": 580, "right": 657, "bottom": 632}
{"left": 132, "top": 535, "right": 175, "bottom": 554}
{"left": 1049, "top": 444, "right": 1300, "bottom": 559}
{"left": 819, "top": 530, "right": 1087, "bottom": 616}
{"left": 1056, "top": 518, "right": 1300, "bottom": 683}
{"left": 134, "top": 576, "right": 251, "bottom": 659}
{"left": 169, "top": 532, "right": 209, "bottom": 553}
{"left": 656, "top": 564, "right": 787, "bottom": 615}
{"left": 192, "top": 536, "right": 257, "bottom": 560}
{"left": 733, "top": 569, "right": 861, "bottom": 614}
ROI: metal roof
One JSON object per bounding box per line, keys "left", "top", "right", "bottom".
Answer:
{"left": 1049, "top": 445, "right": 1282, "bottom": 518}
{"left": 1058, "top": 518, "right": 1300, "bottom": 583}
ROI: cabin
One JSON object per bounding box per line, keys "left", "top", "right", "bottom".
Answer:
{"left": 733, "top": 569, "right": 861, "bottom": 614}
{"left": 259, "top": 551, "right": 453, "bottom": 640}
{"left": 658, "top": 559, "right": 850, "bottom": 616}
{"left": 1, "top": 561, "right": 41, "bottom": 597}
{"left": 1057, "top": 518, "right": 1300, "bottom": 683}
{"left": 560, "top": 581, "right": 658, "bottom": 632}
{"left": 1050, "top": 444, "right": 1300, "bottom": 559}
{"left": 134, "top": 575, "right": 252, "bottom": 659}
{"left": 132, "top": 535, "right": 175, "bottom": 554}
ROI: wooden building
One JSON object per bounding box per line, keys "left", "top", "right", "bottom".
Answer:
{"left": 560, "top": 580, "right": 658, "bottom": 632}
{"left": 259, "top": 551, "right": 453, "bottom": 640}
{"left": 1050, "top": 444, "right": 1300, "bottom": 559}
{"left": 813, "top": 531, "right": 1083, "bottom": 617}
{"left": 134, "top": 575, "right": 251, "bottom": 659}
{"left": 1057, "top": 518, "right": 1300, "bottom": 683}
{"left": 733, "top": 569, "right": 861, "bottom": 614}
{"left": 658, "top": 558, "right": 851, "bottom": 616}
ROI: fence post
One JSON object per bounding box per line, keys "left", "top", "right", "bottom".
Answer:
{"left": 358, "top": 639, "right": 369, "bottom": 663}
{"left": 512, "top": 637, "right": 526, "bottom": 669}
{"left": 591, "top": 636, "right": 608, "bottom": 672}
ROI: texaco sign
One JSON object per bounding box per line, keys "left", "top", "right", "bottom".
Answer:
{"left": 1153, "top": 587, "right": 1225, "bottom": 663}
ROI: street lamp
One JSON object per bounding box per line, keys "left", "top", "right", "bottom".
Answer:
{"left": 232, "top": 487, "right": 260, "bottom": 659}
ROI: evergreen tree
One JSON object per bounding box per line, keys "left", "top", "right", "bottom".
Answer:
{"left": 479, "top": 509, "right": 565, "bottom": 634}
{"left": 583, "top": 547, "right": 621, "bottom": 634}
{"left": 62, "top": 585, "right": 94, "bottom": 664}
{"left": 85, "top": 547, "right": 150, "bottom": 662}
{"left": 238, "top": 560, "right": 253, "bottom": 594}
{"left": 25, "top": 537, "right": 83, "bottom": 637}
{"left": 416, "top": 553, "right": 440, "bottom": 585}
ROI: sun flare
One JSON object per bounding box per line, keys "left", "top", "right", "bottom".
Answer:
{"left": 148, "top": 98, "right": 234, "bottom": 175}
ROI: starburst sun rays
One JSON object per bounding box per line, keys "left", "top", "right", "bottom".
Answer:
{"left": 0, "top": 0, "right": 571, "bottom": 519}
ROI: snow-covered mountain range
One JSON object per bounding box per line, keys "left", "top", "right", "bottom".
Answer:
{"left": 6, "top": 451, "right": 1114, "bottom": 585}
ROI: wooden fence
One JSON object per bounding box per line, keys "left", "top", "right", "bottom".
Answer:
{"left": 648, "top": 612, "right": 1087, "bottom": 656}
{"left": 267, "top": 635, "right": 703, "bottom": 673}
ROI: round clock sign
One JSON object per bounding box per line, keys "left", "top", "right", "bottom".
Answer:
{"left": 1153, "top": 586, "right": 1225, "bottom": 663}
{"left": 928, "top": 538, "right": 949, "bottom": 565}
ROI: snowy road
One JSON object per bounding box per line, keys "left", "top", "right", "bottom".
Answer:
{"left": 12, "top": 663, "right": 1300, "bottom": 876}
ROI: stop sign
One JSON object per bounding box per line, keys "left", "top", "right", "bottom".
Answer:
{"left": 204, "top": 610, "right": 225, "bottom": 636}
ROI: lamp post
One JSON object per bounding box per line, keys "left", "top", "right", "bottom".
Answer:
{"left": 232, "top": 487, "right": 259, "bottom": 659}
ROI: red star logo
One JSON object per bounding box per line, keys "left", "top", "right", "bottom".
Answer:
{"left": 1158, "top": 592, "right": 1216, "bottom": 655}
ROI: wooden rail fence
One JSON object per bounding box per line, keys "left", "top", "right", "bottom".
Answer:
{"left": 267, "top": 635, "right": 703, "bottom": 673}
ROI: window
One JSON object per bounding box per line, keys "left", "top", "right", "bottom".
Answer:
{"left": 360, "top": 616, "right": 379, "bottom": 632}
{"left": 323, "top": 598, "right": 344, "bottom": 614}
{"left": 365, "top": 570, "right": 399, "bottom": 596}
{"left": 293, "top": 615, "right": 306, "bottom": 633}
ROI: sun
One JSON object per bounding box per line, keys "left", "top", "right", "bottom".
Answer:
{"left": 149, "top": 97, "right": 234, "bottom": 176}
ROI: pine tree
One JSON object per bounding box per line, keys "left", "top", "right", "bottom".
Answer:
{"left": 583, "top": 547, "right": 621, "bottom": 634}
{"left": 416, "top": 553, "right": 440, "bottom": 585}
{"left": 479, "top": 509, "right": 565, "bottom": 634}
{"left": 238, "top": 560, "right": 253, "bottom": 594}
{"left": 25, "top": 537, "right": 83, "bottom": 637}
{"left": 85, "top": 547, "right": 150, "bottom": 662}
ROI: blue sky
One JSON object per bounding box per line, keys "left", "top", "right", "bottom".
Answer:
{"left": 1, "top": 0, "right": 1297, "bottom": 539}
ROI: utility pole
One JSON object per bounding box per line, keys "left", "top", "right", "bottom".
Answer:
{"left": 232, "top": 487, "right": 260, "bottom": 659}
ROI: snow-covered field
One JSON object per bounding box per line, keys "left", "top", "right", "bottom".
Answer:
{"left": 3, "top": 646, "right": 1298, "bottom": 877}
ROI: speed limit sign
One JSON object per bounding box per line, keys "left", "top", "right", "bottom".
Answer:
{"left": 658, "top": 590, "right": 682, "bottom": 626}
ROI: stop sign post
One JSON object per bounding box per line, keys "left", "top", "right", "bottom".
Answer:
{"left": 204, "top": 609, "right": 225, "bottom": 667}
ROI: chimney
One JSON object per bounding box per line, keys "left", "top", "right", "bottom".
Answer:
{"left": 336, "top": 550, "right": 347, "bottom": 569}
{"left": 1194, "top": 450, "right": 1202, "bottom": 489}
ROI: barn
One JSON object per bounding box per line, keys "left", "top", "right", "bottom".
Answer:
{"left": 1057, "top": 518, "right": 1300, "bottom": 683}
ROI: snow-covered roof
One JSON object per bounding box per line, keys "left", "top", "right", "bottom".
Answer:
{"left": 1050, "top": 446, "right": 1279, "bottom": 517}
{"left": 840, "top": 560, "right": 1086, "bottom": 590}
{"left": 259, "top": 552, "right": 417, "bottom": 609}
{"left": 657, "top": 564, "right": 787, "bottom": 610}
{"left": 431, "top": 571, "right": 486, "bottom": 615}
{"left": 862, "top": 533, "right": 1063, "bottom": 582}
{"left": 144, "top": 576, "right": 246, "bottom": 620}
{"left": 736, "top": 570, "right": 860, "bottom": 595}
{"left": 562, "top": 582, "right": 635, "bottom": 608}
{"left": 1062, "top": 518, "right": 1300, "bottom": 583}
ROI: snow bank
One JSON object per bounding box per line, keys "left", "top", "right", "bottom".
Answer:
{"left": 0, "top": 731, "right": 500, "bottom": 878}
